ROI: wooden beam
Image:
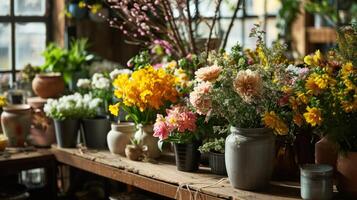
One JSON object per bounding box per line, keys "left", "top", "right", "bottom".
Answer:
{"left": 52, "top": 0, "right": 65, "bottom": 47}
{"left": 307, "top": 27, "right": 336, "bottom": 43}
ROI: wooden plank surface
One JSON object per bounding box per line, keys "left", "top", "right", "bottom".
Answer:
{"left": 0, "top": 148, "right": 55, "bottom": 174}
{"left": 52, "top": 147, "right": 301, "bottom": 200}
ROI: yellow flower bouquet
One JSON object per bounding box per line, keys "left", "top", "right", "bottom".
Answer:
{"left": 109, "top": 65, "right": 179, "bottom": 125}
{"left": 293, "top": 50, "right": 357, "bottom": 152}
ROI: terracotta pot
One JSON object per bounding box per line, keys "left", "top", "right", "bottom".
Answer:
{"left": 32, "top": 73, "right": 65, "bottom": 98}
{"left": 315, "top": 136, "right": 338, "bottom": 168}
{"left": 1, "top": 104, "right": 32, "bottom": 147}
{"left": 125, "top": 145, "right": 144, "bottom": 161}
{"left": 337, "top": 152, "right": 357, "bottom": 198}
{"left": 27, "top": 97, "right": 56, "bottom": 147}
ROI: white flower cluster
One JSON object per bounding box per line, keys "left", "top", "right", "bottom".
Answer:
{"left": 76, "top": 78, "right": 91, "bottom": 89}
{"left": 44, "top": 93, "right": 102, "bottom": 120}
{"left": 109, "top": 68, "right": 132, "bottom": 80}
{"left": 92, "top": 73, "right": 111, "bottom": 90}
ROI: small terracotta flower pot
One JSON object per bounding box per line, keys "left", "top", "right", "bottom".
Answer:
{"left": 125, "top": 145, "right": 143, "bottom": 161}
{"left": 337, "top": 152, "right": 357, "bottom": 198}
{"left": 32, "top": 73, "right": 65, "bottom": 98}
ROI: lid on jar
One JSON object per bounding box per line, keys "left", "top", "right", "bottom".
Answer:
{"left": 300, "top": 164, "right": 333, "bottom": 178}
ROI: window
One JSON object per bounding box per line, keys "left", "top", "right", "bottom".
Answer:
{"left": 0, "top": 0, "right": 51, "bottom": 82}
{"left": 193, "top": 0, "right": 281, "bottom": 51}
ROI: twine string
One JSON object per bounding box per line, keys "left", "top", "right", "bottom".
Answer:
{"left": 174, "top": 178, "right": 228, "bottom": 200}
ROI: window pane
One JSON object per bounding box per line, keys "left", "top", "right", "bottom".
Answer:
{"left": 219, "top": 19, "right": 243, "bottom": 51}
{"left": 14, "top": 0, "right": 46, "bottom": 16}
{"left": 15, "top": 23, "right": 46, "bottom": 69}
{"left": 244, "top": 18, "right": 261, "bottom": 49}
{"left": 266, "top": 19, "right": 278, "bottom": 47}
{"left": 221, "top": 0, "right": 243, "bottom": 18}
{"left": 0, "top": 1, "right": 10, "bottom": 16}
{"left": 198, "top": 0, "right": 215, "bottom": 17}
{"left": 246, "top": 0, "right": 265, "bottom": 16}
{"left": 0, "top": 23, "right": 11, "bottom": 70}
{"left": 266, "top": 0, "right": 281, "bottom": 15}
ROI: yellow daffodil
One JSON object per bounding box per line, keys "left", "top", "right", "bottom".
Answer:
{"left": 110, "top": 66, "right": 178, "bottom": 113}
{"left": 109, "top": 103, "right": 120, "bottom": 116}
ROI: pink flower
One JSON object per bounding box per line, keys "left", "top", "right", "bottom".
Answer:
{"left": 153, "top": 63, "right": 163, "bottom": 69}
{"left": 153, "top": 114, "right": 170, "bottom": 140}
{"left": 177, "top": 111, "right": 197, "bottom": 133}
{"left": 195, "top": 64, "right": 222, "bottom": 82}
{"left": 189, "top": 82, "right": 212, "bottom": 115}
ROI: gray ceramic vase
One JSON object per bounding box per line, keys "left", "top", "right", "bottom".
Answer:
{"left": 54, "top": 119, "right": 80, "bottom": 148}
{"left": 82, "top": 117, "right": 111, "bottom": 150}
{"left": 225, "top": 126, "right": 275, "bottom": 190}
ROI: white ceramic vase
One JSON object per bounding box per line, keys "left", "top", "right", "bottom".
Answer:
{"left": 134, "top": 124, "right": 161, "bottom": 159}
{"left": 107, "top": 122, "right": 136, "bottom": 156}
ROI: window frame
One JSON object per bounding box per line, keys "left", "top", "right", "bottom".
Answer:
{"left": 192, "top": 0, "right": 278, "bottom": 48}
{"left": 0, "top": 0, "right": 52, "bottom": 82}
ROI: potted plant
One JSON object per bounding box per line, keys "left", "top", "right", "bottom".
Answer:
{"left": 199, "top": 137, "right": 226, "bottom": 175}
{"left": 40, "top": 38, "right": 95, "bottom": 91}
{"left": 294, "top": 49, "right": 357, "bottom": 197}
{"left": 153, "top": 105, "right": 201, "bottom": 172}
{"left": 109, "top": 65, "right": 179, "bottom": 159}
{"left": 32, "top": 72, "right": 65, "bottom": 98}
{"left": 190, "top": 26, "right": 294, "bottom": 190}
{"left": 77, "top": 93, "right": 108, "bottom": 150}
{"left": 125, "top": 139, "right": 147, "bottom": 161}
{"left": 43, "top": 93, "right": 89, "bottom": 148}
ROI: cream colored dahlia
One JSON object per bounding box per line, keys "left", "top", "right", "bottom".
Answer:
{"left": 195, "top": 64, "right": 222, "bottom": 82}
{"left": 189, "top": 82, "right": 213, "bottom": 115}
{"left": 233, "top": 69, "right": 263, "bottom": 103}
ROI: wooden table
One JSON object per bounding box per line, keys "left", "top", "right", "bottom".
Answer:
{"left": 0, "top": 148, "right": 57, "bottom": 199}
{"left": 52, "top": 146, "right": 301, "bottom": 200}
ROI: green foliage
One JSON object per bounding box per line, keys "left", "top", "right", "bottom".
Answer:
{"left": 21, "top": 64, "right": 41, "bottom": 82}
{"left": 126, "top": 51, "right": 151, "bottom": 70}
{"left": 207, "top": 40, "right": 288, "bottom": 128}
{"left": 276, "top": 0, "right": 301, "bottom": 42}
{"left": 305, "top": 0, "right": 338, "bottom": 26}
{"left": 337, "top": 23, "right": 357, "bottom": 66}
{"left": 198, "top": 138, "right": 225, "bottom": 154}
{"left": 41, "top": 38, "right": 95, "bottom": 84}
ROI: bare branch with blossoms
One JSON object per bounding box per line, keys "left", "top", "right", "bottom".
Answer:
{"left": 82, "top": 0, "right": 243, "bottom": 59}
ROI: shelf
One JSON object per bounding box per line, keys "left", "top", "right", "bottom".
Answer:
{"left": 307, "top": 27, "right": 337, "bottom": 44}
{"left": 52, "top": 146, "right": 301, "bottom": 200}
